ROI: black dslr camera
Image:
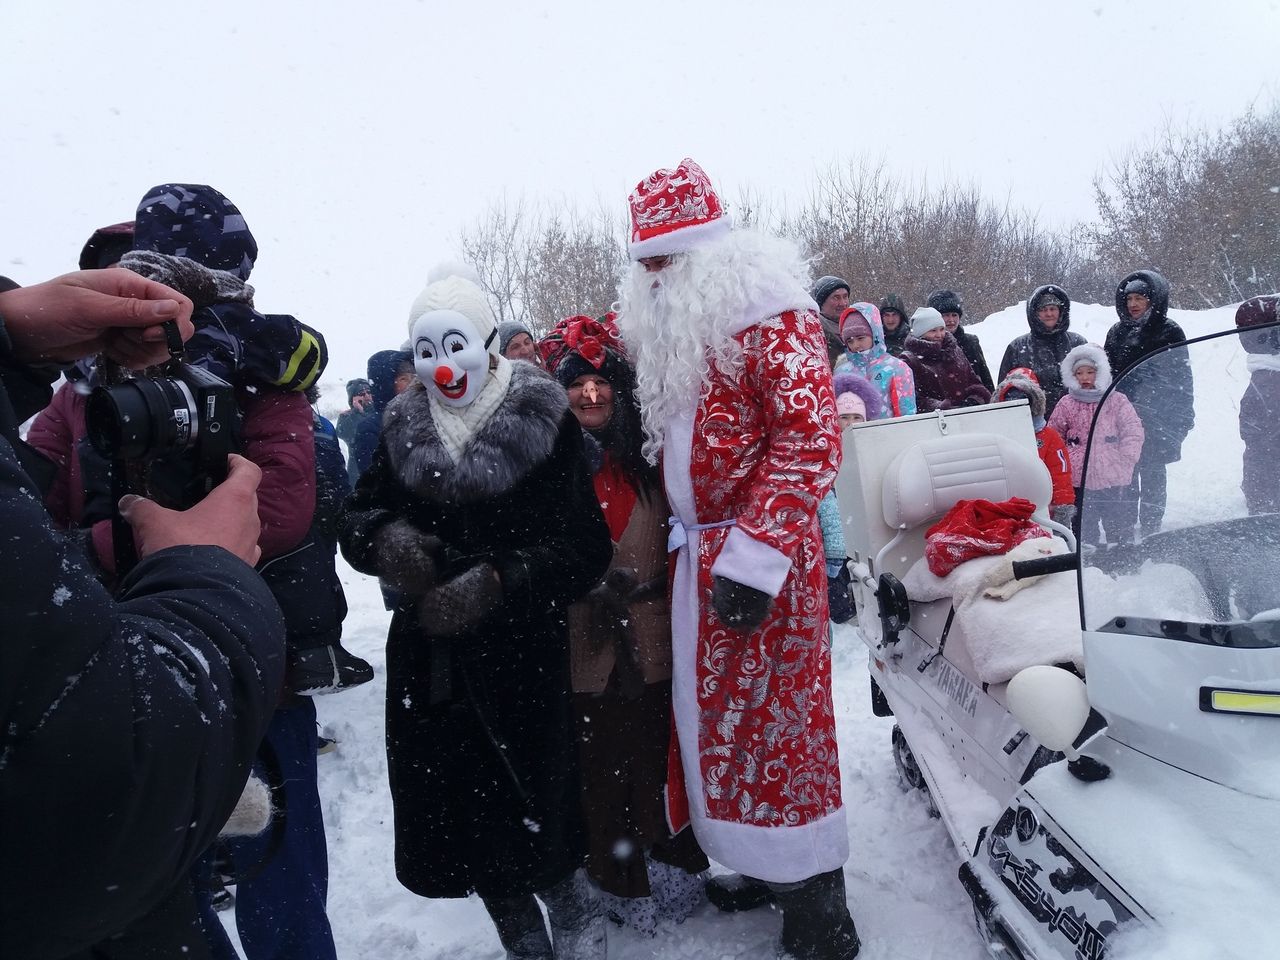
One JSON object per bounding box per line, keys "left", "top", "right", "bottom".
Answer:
{"left": 86, "top": 325, "right": 241, "bottom": 512}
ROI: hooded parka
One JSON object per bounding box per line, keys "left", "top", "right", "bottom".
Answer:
{"left": 1103, "top": 270, "right": 1194, "bottom": 464}
{"left": 998, "top": 284, "right": 1087, "bottom": 416}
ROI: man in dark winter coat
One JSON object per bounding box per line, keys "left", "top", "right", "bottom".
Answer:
{"left": 928, "top": 289, "right": 994, "bottom": 391}
{"left": 351, "top": 348, "right": 413, "bottom": 483}
{"left": 0, "top": 270, "right": 283, "bottom": 960}
{"left": 1104, "top": 269, "right": 1194, "bottom": 538}
{"left": 335, "top": 378, "right": 374, "bottom": 485}
{"left": 878, "top": 293, "right": 910, "bottom": 356}
{"left": 812, "top": 275, "right": 851, "bottom": 368}
{"left": 998, "top": 284, "right": 1087, "bottom": 417}
{"left": 341, "top": 273, "right": 613, "bottom": 959}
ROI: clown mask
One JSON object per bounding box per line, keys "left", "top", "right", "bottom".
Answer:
{"left": 412, "top": 309, "right": 495, "bottom": 407}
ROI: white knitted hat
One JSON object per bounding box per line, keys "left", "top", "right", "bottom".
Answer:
{"left": 407, "top": 273, "right": 499, "bottom": 355}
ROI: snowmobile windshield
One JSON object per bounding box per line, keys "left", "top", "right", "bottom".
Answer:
{"left": 1080, "top": 325, "right": 1280, "bottom": 649}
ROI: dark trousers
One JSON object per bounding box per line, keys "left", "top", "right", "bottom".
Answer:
{"left": 1075, "top": 486, "right": 1135, "bottom": 546}
{"left": 1127, "top": 457, "right": 1168, "bottom": 537}
{"left": 1242, "top": 440, "right": 1280, "bottom": 514}
{"left": 196, "top": 699, "right": 336, "bottom": 960}
{"left": 78, "top": 879, "right": 211, "bottom": 960}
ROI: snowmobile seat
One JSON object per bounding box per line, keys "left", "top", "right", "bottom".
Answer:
{"left": 880, "top": 433, "right": 1083, "bottom": 686}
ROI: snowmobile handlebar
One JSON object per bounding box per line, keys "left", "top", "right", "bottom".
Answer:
{"left": 1011, "top": 553, "right": 1078, "bottom": 580}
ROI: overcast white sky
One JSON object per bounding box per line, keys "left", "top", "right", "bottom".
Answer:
{"left": 4, "top": 0, "right": 1277, "bottom": 383}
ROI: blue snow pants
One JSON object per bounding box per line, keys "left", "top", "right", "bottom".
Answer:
{"left": 197, "top": 699, "right": 337, "bottom": 960}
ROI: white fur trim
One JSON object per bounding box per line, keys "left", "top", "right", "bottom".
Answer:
{"left": 1059, "top": 343, "right": 1111, "bottom": 392}
{"left": 709, "top": 526, "right": 792, "bottom": 598}
{"left": 220, "top": 775, "right": 273, "bottom": 837}
{"left": 629, "top": 215, "right": 733, "bottom": 260}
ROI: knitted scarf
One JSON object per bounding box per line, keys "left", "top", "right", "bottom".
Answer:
{"left": 426, "top": 355, "right": 514, "bottom": 463}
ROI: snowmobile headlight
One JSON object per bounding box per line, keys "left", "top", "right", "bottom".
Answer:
{"left": 1200, "top": 687, "right": 1280, "bottom": 717}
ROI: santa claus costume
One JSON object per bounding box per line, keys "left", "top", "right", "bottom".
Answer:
{"left": 616, "top": 160, "right": 860, "bottom": 960}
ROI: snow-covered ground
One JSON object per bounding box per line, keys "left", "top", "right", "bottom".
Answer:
{"left": 284, "top": 297, "right": 1275, "bottom": 960}
{"left": 294, "top": 567, "right": 986, "bottom": 960}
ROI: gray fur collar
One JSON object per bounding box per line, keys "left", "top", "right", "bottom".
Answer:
{"left": 383, "top": 361, "right": 569, "bottom": 503}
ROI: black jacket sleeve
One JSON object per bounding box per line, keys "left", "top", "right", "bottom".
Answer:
{"left": 491, "top": 412, "right": 612, "bottom": 614}
{"left": 0, "top": 424, "right": 285, "bottom": 958}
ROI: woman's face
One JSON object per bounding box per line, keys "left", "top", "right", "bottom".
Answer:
{"left": 568, "top": 373, "right": 614, "bottom": 429}
{"left": 922, "top": 326, "right": 947, "bottom": 343}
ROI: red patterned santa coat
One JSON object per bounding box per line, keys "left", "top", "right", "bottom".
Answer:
{"left": 663, "top": 307, "right": 848, "bottom": 883}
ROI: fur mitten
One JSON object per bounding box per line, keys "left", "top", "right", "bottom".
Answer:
{"left": 711, "top": 575, "right": 772, "bottom": 631}
{"left": 417, "top": 563, "right": 502, "bottom": 637}
{"left": 372, "top": 520, "right": 443, "bottom": 596}
{"left": 220, "top": 774, "right": 273, "bottom": 837}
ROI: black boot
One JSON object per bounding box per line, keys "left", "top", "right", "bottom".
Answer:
{"left": 481, "top": 894, "right": 553, "bottom": 960}
{"left": 768, "top": 869, "right": 860, "bottom": 960}
{"left": 539, "top": 871, "right": 607, "bottom": 960}
{"left": 705, "top": 872, "right": 775, "bottom": 912}
{"left": 290, "top": 643, "right": 374, "bottom": 695}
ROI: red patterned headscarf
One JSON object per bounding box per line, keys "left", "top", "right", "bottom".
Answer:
{"left": 538, "top": 312, "right": 627, "bottom": 384}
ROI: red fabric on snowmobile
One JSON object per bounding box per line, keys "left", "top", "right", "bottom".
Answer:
{"left": 924, "top": 497, "right": 1045, "bottom": 577}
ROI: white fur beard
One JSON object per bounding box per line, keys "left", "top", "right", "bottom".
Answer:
{"left": 617, "top": 262, "right": 741, "bottom": 464}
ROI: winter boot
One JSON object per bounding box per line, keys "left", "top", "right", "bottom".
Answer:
{"left": 290, "top": 643, "right": 374, "bottom": 695}
{"left": 481, "top": 893, "right": 554, "bottom": 960}
{"left": 705, "top": 872, "right": 775, "bottom": 913}
{"left": 768, "top": 869, "right": 860, "bottom": 960}
{"left": 540, "top": 871, "right": 607, "bottom": 960}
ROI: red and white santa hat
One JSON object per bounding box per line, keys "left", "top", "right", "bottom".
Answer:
{"left": 627, "top": 158, "right": 733, "bottom": 260}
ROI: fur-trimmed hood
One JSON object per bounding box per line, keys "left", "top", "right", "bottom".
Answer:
{"left": 382, "top": 361, "right": 569, "bottom": 503}
{"left": 1060, "top": 343, "right": 1112, "bottom": 393}
{"left": 995, "top": 369, "right": 1047, "bottom": 418}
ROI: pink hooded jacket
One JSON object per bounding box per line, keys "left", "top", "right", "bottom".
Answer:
{"left": 1047, "top": 343, "right": 1144, "bottom": 489}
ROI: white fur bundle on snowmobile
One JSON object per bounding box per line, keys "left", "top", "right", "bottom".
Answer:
{"left": 903, "top": 538, "right": 1085, "bottom": 684}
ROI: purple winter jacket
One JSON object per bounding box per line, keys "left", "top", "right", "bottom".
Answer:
{"left": 900, "top": 333, "right": 992, "bottom": 412}
{"left": 1047, "top": 344, "right": 1145, "bottom": 489}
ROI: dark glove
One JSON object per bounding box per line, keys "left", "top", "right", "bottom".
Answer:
{"left": 711, "top": 575, "right": 773, "bottom": 632}
{"left": 417, "top": 563, "right": 502, "bottom": 637}
{"left": 372, "top": 519, "right": 443, "bottom": 597}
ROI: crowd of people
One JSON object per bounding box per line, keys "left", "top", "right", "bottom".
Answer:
{"left": 2, "top": 157, "right": 1269, "bottom": 960}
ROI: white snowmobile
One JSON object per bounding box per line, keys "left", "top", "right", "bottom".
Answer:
{"left": 836, "top": 325, "right": 1280, "bottom": 960}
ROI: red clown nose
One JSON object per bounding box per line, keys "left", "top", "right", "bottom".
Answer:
{"left": 434, "top": 366, "right": 455, "bottom": 387}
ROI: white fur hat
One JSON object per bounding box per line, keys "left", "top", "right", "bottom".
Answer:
{"left": 407, "top": 271, "right": 499, "bottom": 354}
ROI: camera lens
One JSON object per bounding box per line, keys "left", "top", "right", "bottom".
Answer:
{"left": 86, "top": 377, "right": 199, "bottom": 461}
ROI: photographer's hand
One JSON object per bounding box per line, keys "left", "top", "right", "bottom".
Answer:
{"left": 120, "top": 455, "right": 264, "bottom": 566}
{"left": 0, "top": 269, "right": 195, "bottom": 368}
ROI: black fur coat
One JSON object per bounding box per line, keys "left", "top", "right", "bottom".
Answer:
{"left": 340, "top": 362, "right": 611, "bottom": 899}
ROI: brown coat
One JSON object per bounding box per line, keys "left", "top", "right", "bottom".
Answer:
{"left": 569, "top": 488, "right": 673, "bottom": 694}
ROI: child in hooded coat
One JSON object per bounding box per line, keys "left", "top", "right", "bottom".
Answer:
{"left": 900, "top": 307, "right": 991, "bottom": 411}
{"left": 1047, "top": 344, "right": 1144, "bottom": 545}
{"left": 1236, "top": 296, "right": 1280, "bottom": 514}
{"left": 995, "top": 368, "right": 1075, "bottom": 527}
{"left": 833, "top": 301, "right": 916, "bottom": 417}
